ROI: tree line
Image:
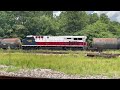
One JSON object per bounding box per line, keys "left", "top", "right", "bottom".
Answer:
{"left": 0, "top": 11, "right": 120, "bottom": 44}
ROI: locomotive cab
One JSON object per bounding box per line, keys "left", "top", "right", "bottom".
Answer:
{"left": 22, "top": 36, "right": 36, "bottom": 45}
{"left": 22, "top": 35, "right": 37, "bottom": 50}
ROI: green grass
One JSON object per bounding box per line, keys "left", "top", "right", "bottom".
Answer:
{"left": 0, "top": 49, "right": 120, "bottom": 77}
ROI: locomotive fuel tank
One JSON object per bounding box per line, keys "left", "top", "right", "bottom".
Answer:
{"left": 0, "top": 38, "right": 22, "bottom": 49}
{"left": 92, "top": 38, "right": 118, "bottom": 50}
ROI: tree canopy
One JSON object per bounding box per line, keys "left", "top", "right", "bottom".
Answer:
{"left": 0, "top": 11, "right": 120, "bottom": 44}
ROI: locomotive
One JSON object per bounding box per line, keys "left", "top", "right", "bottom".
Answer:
{"left": 22, "top": 35, "right": 87, "bottom": 50}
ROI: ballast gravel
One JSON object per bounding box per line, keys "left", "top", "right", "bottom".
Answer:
{"left": 0, "top": 65, "right": 117, "bottom": 79}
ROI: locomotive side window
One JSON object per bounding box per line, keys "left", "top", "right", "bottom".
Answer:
{"left": 78, "top": 38, "right": 82, "bottom": 40}
{"left": 74, "top": 38, "right": 82, "bottom": 40}
{"left": 74, "top": 38, "right": 77, "bottom": 40}
{"left": 67, "top": 38, "right": 71, "bottom": 39}
{"left": 26, "top": 37, "right": 34, "bottom": 40}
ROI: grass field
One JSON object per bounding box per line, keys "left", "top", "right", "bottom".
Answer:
{"left": 0, "top": 49, "right": 120, "bottom": 77}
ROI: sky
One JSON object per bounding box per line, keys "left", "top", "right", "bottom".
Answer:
{"left": 53, "top": 11, "right": 120, "bottom": 23}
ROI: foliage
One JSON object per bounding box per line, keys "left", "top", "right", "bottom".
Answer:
{"left": 0, "top": 11, "right": 120, "bottom": 44}
{"left": 75, "top": 20, "right": 115, "bottom": 45}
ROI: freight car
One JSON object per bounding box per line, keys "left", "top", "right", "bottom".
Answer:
{"left": 91, "top": 38, "right": 120, "bottom": 51}
{"left": 22, "top": 35, "right": 87, "bottom": 50}
{"left": 0, "top": 38, "right": 22, "bottom": 49}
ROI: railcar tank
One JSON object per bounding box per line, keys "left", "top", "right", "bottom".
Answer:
{"left": 92, "top": 38, "right": 119, "bottom": 50}
{"left": 0, "top": 38, "right": 22, "bottom": 49}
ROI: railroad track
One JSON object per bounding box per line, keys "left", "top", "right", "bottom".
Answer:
{"left": 0, "top": 75, "right": 52, "bottom": 79}
{"left": 2, "top": 51, "right": 80, "bottom": 54}
{"left": 33, "top": 51, "right": 69, "bottom": 54}
{"left": 22, "top": 50, "right": 80, "bottom": 54}
{"left": 87, "top": 52, "right": 120, "bottom": 58}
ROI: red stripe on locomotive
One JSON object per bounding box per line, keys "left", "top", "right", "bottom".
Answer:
{"left": 36, "top": 42, "right": 87, "bottom": 46}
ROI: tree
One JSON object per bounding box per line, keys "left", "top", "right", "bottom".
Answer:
{"left": 39, "top": 16, "right": 56, "bottom": 35}
{"left": 100, "top": 13, "right": 110, "bottom": 24}
{"left": 75, "top": 20, "right": 115, "bottom": 46}
{"left": 89, "top": 13, "right": 99, "bottom": 24}
{"left": 108, "top": 21, "right": 120, "bottom": 37}
{"left": 0, "top": 27, "right": 4, "bottom": 37}
{"left": 1, "top": 11, "right": 120, "bottom": 42}
{"left": 58, "top": 11, "right": 89, "bottom": 35}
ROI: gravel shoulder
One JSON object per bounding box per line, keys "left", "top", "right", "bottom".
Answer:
{"left": 0, "top": 65, "right": 117, "bottom": 79}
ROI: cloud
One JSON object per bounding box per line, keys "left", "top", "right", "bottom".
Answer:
{"left": 53, "top": 11, "right": 61, "bottom": 17}
{"left": 93, "top": 11, "right": 120, "bottom": 22}
{"left": 53, "top": 11, "right": 120, "bottom": 23}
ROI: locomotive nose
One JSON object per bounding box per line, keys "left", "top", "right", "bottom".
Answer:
{"left": 22, "top": 37, "right": 36, "bottom": 45}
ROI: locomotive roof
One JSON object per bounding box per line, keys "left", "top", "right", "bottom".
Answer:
{"left": 26, "top": 35, "right": 87, "bottom": 38}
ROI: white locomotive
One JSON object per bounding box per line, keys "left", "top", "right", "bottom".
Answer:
{"left": 22, "top": 35, "right": 87, "bottom": 50}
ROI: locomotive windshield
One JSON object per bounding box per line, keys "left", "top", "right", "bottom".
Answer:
{"left": 22, "top": 37, "right": 36, "bottom": 45}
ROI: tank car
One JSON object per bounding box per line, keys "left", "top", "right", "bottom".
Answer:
{"left": 92, "top": 38, "right": 120, "bottom": 51}
{"left": 22, "top": 35, "right": 87, "bottom": 50}
{"left": 0, "top": 38, "right": 22, "bottom": 49}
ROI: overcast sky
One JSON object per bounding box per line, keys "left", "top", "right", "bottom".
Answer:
{"left": 53, "top": 11, "right": 120, "bottom": 23}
